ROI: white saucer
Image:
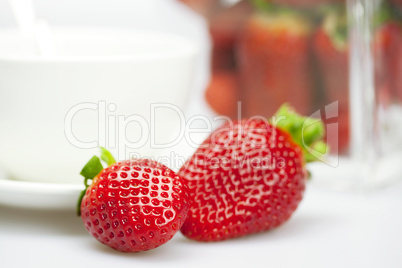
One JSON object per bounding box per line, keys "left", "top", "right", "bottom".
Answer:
{"left": 0, "top": 170, "right": 83, "bottom": 210}
{"left": 0, "top": 142, "right": 198, "bottom": 211}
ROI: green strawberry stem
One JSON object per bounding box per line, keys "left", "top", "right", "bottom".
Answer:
{"left": 272, "top": 104, "right": 327, "bottom": 163}
{"left": 77, "top": 148, "right": 116, "bottom": 216}
{"left": 100, "top": 147, "right": 116, "bottom": 166}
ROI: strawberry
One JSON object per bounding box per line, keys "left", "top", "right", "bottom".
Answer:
{"left": 313, "top": 7, "right": 350, "bottom": 153}
{"left": 237, "top": 8, "right": 313, "bottom": 118}
{"left": 179, "top": 105, "right": 326, "bottom": 241}
{"left": 78, "top": 148, "right": 189, "bottom": 252}
{"left": 205, "top": 71, "right": 240, "bottom": 118}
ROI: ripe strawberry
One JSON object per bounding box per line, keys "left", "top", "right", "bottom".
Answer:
{"left": 237, "top": 9, "right": 313, "bottom": 118}
{"left": 79, "top": 148, "right": 189, "bottom": 252}
{"left": 179, "top": 105, "right": 326, "bottom": 241}
{"left": 313, "top": 8, "right": 350, "bottom": 153}
{"left": 205, "top": 71, "right": 240, "bottom": 118}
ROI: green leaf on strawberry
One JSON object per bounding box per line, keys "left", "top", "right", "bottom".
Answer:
{"left": 77, "top": 148, "right": 118, "bottom": 215}
{"left": 273, "top": 104, "right": 327, "bottom": 163}
{"left": 80, "top": 156, "right": 104, "bottom": 180}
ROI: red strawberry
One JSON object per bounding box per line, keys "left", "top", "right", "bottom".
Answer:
{"left": 313, "top": 8, "right": 350, "bottom": 153}
{"left": 79, "top": 148, "right": 189, "bottom": 252}
{"left": 179, "top": 105, "right": 326, "bottom": 241}
{"left": 374, "top": 21, "right": 402, "bottom": 103}
{"left": 237, "top": 9, "right": 313, "bottom": 118}
{"left": 205, "top": 71, "right": 240, "bottom": 118}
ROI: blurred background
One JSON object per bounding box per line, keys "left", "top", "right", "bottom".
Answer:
{"left": 178, "top": 0, "right": 402, "bottom": 189}
{"left": 181, "top": 0, "right": 402, "bottom": 157}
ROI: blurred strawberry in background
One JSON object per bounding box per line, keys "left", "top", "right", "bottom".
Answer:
{"left": 313, "top": 7, "right": 348, "bottom": 109}
{"left": 238, "top": 8, "right": 313, "bottom": 117}
{"left": 205, "top": 71, "right": 240, "bottom": 118}
{"left": 179, "top": 0, "right": 357, "bottom": 154}
{"left": 313, "top": 6, "right": 349, "bottom": 153}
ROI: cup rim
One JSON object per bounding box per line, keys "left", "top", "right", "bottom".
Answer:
{"left": 0, "top": 26, "right": 198, "bottom": 62}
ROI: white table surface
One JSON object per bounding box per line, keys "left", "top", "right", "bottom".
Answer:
{"left": 1, "top": 181, "right": 402, "bottom": 268}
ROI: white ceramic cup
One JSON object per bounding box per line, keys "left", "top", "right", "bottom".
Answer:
{"left": 0, "top": 27, "right": 197, "bottom": 184}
